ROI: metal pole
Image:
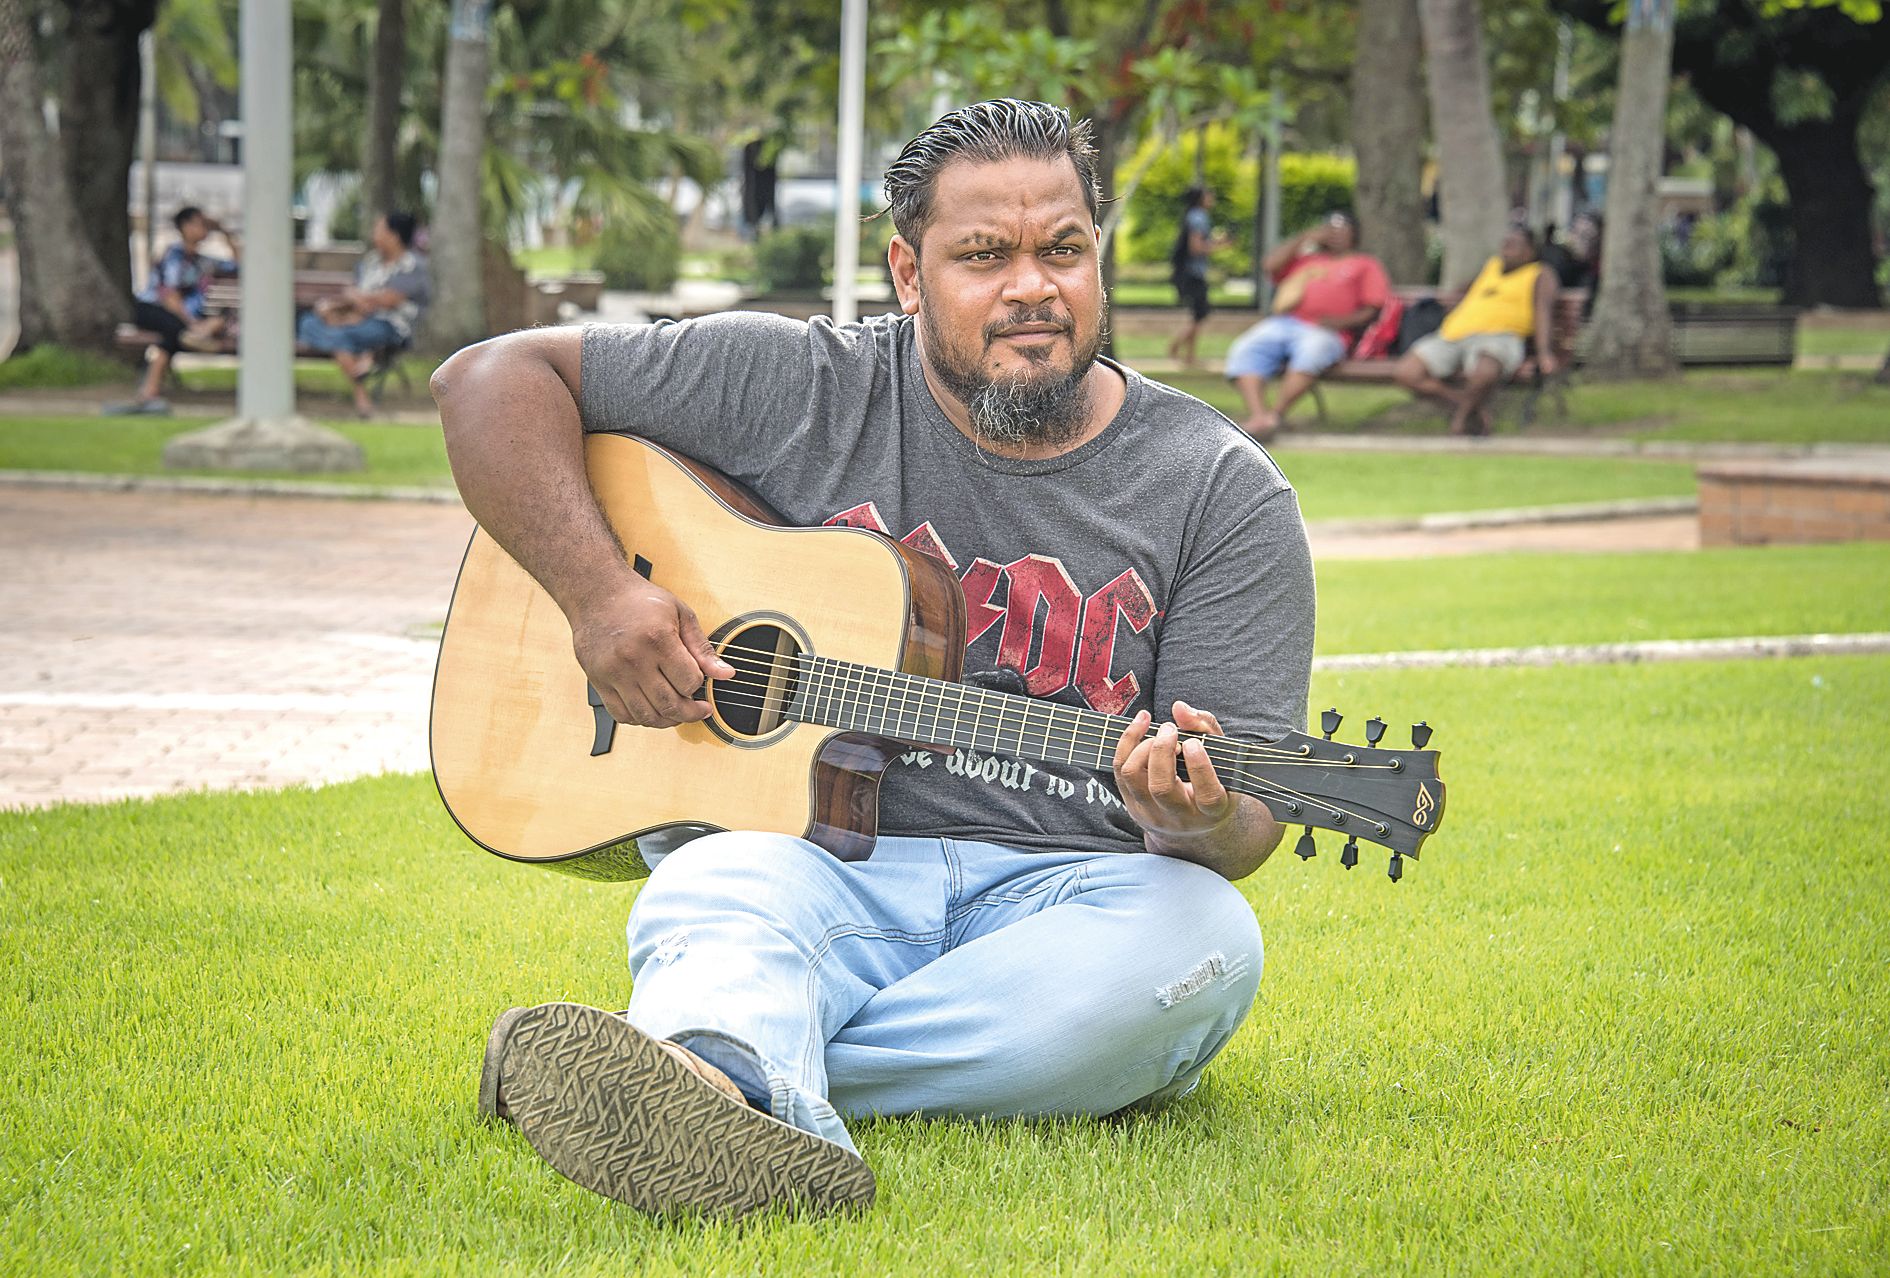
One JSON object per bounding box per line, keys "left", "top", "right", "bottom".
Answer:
{"left": 139, "top": 31, "right": 157, "bottom": 284}
{"left": 238, "top": 0, "right": 294, "bottom": 423}
{"left": 832, "top": 0, "right": 867, "bottom": 325}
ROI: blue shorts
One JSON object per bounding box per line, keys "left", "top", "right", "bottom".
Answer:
{"left": 1224, "top": 316, "right": 1347, "bottom": 380}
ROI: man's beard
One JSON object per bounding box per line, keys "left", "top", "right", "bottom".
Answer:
{"left": 919, "top": 295, "right": 1108, "bottom": 452}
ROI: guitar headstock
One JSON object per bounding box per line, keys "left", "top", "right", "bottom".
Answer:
{"left": 1247, "top": 711, "right": 1445, "bottom": 882}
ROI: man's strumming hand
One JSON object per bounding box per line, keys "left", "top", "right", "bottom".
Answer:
{"left": 569, "top": 577, "right": 736, "bottom": 729}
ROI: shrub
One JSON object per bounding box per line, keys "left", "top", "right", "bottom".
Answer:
{"left": 1118, "top": 125, "right": 1355, "bottom": 279}
{"left": 591, "top": 210, "right": 682, "bottom": 292}
{"left": 753, "top": 223, "right": 831, "bottom": 294}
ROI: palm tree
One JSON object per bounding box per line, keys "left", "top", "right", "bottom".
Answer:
{"left": 429, "top": 0, "right": 490, "bottom": 350}
{"left": 0, "top": 0, "right": 128, "bottom": 353}
{"left": 1352, "top": 0, "right": 1429, "bottom": 285}
{"left": 1584, "top": 0, "right": 1677, "bottom": 378}
{"left": 1417, "top": 0, "right": 1508, "bottom": 287}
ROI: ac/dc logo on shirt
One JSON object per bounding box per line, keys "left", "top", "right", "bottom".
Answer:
{"left": 823, "top": 502, "right": 1160, "bottom": 714}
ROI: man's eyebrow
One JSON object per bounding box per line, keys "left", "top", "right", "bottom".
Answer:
{"left": 946, "top": 231, "right": 1012, "bottom": 250}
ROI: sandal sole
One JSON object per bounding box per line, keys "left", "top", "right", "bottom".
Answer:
{"left": 502, "top": 1003, "right": 876, "bottom": 1217}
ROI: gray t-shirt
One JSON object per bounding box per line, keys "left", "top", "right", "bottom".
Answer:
{"left": 578, "top": 311, "right": 1314, "bottom": 855}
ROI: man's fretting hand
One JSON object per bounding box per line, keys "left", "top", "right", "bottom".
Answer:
{"left": 570, "top": 578, "right": 736, "bottom": 728}
{"left": 1113, "top": 700, "right": 1238, "bottom": 844}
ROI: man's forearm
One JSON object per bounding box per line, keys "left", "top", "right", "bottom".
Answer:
{"left": 1144, "top": 794, "right": 1282, "bottom": 881}
{"left": 431, "top": 334, "right": 630, "bottom": 617}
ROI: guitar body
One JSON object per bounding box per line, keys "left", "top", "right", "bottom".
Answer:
{"left": 430, "top": 433, "right": 966, "bottom": 880}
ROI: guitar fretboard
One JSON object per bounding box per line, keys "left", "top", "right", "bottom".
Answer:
{"left": 786, "top": 654, "right": 1273, "bottom": 796}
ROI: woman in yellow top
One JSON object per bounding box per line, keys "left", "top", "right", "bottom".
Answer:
{"left": 1394, "top": 226, "right": 1560, "bottom": 436}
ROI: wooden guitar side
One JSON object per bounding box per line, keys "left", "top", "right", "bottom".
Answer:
{"left": 429, "top": 434, "right": 965, "bottom": 879}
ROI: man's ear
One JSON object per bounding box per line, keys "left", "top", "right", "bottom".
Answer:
{"left": 889, "top": 234, "right": 922, "bottom": 316}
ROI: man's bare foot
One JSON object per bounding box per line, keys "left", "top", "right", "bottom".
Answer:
{"left": 1242, "top": 409, "right": 1280, "bottom": 442}
{"left": 1449, "top": 405, "right": 1491, "bottom": 437}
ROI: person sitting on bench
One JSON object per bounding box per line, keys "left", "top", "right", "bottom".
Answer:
{"left": 1222, "top": 211, "right": 1388, "bottom": 441}
{"left": 1393, "top": 225, "right": 1559, "bottom": 437}
{"left": 106, "top": 206, "right": 241, "bottom": 416}
{"left": 297, "top": 211, "right": 430, "bottom": 418}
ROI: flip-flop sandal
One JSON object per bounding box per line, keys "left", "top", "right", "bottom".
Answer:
{"left": 499, "top": 1002, "right": 877, "bottom": 1218}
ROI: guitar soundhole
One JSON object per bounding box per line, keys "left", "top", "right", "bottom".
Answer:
{"left": 708, "top": 620, "right": 804, "bottom": 746}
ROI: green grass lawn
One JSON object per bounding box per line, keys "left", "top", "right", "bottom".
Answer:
{"left": 1161, "top": 367, "right": 1890, "bottom": 445}
{"left": 1314, "top": 541, "right": 1890, "bottom": 655}
{"left": 0, "top": 416, "right": 1697, "bottom": 522}
{"left": 1277, "top": 450, "right": 1695, "bottom": 522}
{"left": 5, "top": 652, "right": 1886, "bottom": 1274}
{"left": 1797, "top": 324, "right": 1890, "bottom": 360}
{"left": 0, "top": 416, "right": 454, "bottom": 488}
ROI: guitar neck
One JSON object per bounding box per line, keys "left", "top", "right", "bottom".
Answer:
{"left": 788, "top": 655, "right": 1267, "bottom": 800}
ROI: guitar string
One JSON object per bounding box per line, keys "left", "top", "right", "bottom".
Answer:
{"left": 705, "top": 646, "right": 1404, "bottom": 777}
{"left": 706, "top": 641, "right": 1368, "bottom": 767}
{"left": 696, "top": 666, "right": 1392, "bottom": 830}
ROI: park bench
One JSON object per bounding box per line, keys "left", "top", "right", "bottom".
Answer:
{"left": 1296, "top": 286, "right": 1589, "bottom": 429}
{"left": 113, "top": 269, "right": 415, "bottom": 402}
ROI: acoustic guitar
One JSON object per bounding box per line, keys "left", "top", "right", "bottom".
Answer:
{"left": 430, "top": 434, "right": 1446, "bottom": 883}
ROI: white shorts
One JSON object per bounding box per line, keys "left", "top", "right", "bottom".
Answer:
{"left": 1411, "top": 332, "right": 1527, "bottom": 380}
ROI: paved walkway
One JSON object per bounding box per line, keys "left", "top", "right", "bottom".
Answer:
{"left": 1, "top": 487, "right": 468, "bottom": 809}
{"left": 0, "top": 483, "right": 1711, "bottom": 811}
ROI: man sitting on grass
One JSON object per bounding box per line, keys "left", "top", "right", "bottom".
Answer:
{"left": 105, "top": 206, "right": 240, "bottom": 417}
{"left": 1393, "top": 225, "right": 1559, "bottom": 437}
{"left": 432, "top": 99, "right": 1311, "bottom": 1220}
{"left": 296, "top": 212, "right": 430, "bottom": 419}
{"left": 1222, "top": 211, "right": 1387, "bottom": 441}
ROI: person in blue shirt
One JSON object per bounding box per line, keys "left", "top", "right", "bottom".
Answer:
{"left": 1165, "top": 185, "right": 1226, "bottom": 368}
{"left": 296, "top": 212, "right": 431, "bottom": 418}
{"left": 107, "top": 207, "right": 241, "bottom": 415}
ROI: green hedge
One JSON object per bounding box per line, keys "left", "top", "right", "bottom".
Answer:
{"left": 1118, "top": 125, "right": 1355, "bottom": 278}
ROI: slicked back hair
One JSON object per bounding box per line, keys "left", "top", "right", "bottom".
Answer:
{"left": 882, "top": 99, "right": 1100, "bottom": 255}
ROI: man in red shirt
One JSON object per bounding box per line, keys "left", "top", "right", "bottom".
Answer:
{"left": 1223, "top": 212, "right": 1388, "bottom": 440}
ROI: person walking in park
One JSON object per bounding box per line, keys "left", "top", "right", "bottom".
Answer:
{"left": 432, "top": 99, "right": 1312, "bottom": 1219}
{"left": 1222, "top": 212, "right": 1388, "bottom": 440}
{"left": 1165, "top": 185, "right": 1227, "bottom": 368}
{"left": 297, "top": 212, "right": 430, "bottom": 418}
{"left": 105, "top": 207, "right": 240, "bottom": 416}
{"left": 1393, "top": 225, "right": 1559, "bottom": 436}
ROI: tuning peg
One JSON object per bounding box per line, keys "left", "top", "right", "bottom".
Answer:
{"left": 1387, "top": 853, "right": 1404, "bottom": 883}
{"left": 1341, "top": 835, "right": 1359, "bottom": 869}
{"left": 1364, "top": 716, "right": 1387, "bottom": 746}
{"left": 1411, "top": 721, "right": 1433, "bottom": 749}
{"left": 1294, "top": 827, "right": 1317, "bottom": 860}
{"left": 1321, "top": 707, "right": 1343, "bottom": 741}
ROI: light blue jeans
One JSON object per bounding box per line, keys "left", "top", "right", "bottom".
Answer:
{"left": 624, "top": 832, "right": 1264, "bottom": 1154}
{"left": 1225, "top": 315, "right": 1348, "bottom": 379}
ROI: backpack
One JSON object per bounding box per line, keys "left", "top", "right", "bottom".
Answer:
{"left": 1352, "top": 294, "right": 1405, "bottom": 360}
{"left": 1394, "top": 297, "right": 1447, "bottom": 354}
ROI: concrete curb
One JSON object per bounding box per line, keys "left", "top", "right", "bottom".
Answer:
{"left": 0, "top": 468, "right": 461, "bottom": 504}
{"left": 1312, "top": 496, "right": 1698, "bottom": 536}
{"left": 1272, "top": 434, "right": 1890, "bottom": 462}
{"left": 1313, "top": 632, "right": 1890, "bottom": 672}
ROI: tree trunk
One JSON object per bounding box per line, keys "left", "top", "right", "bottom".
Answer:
{"left": 1095, "top": 109, "right": 1120, "bottom": 358}
{"left": 1352, "top": 0, "right": 1429, "bottom": 284}
{"left": 429, "top": 0, "right": 491, "bottom": 350}
{"left": 1417, "top": 0, "right": 1507, "bottom": 288}
{"left": 1772, "top": 110, "right": 1881, "bottom": 310}
{"left": 61, "top": 0, "right": 152, "bottom": 297}
{"left": 363, "top": 0, "right": 406, "bottom": 229}
{"left": 1585, "top": 0, "right": 1677, "bottom": 380}
{"left": 0, "top": 0, "right": 128, "bottom": 353}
